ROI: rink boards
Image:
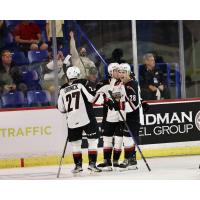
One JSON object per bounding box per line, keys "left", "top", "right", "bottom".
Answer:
{"left": 0, "top": 98, "right": 200, "bottom": 168}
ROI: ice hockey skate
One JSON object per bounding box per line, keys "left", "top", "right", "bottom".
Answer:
{"left": 119, "top": 158, "right": 138, "bottom": 171}
{"left": 88, "top": 162, "right": 102, "bottom": 173}
{"left": 97, "top": 159, "right": 113, "bottom": 171}
{"left": 112, "top": 160, "right": 127, "bottom": 171}
{"left": 71, "top": 164, "right": 83, "bottom": 174}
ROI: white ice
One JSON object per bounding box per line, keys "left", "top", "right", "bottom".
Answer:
{"left": 0, "top": 155, "right": 200, "bottom": 180}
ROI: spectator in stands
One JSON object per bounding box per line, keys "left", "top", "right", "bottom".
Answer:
{"left": 93, "top": 52, "right": 107, "bottom": 80}
{"left": 0, "top": 50, "right": 29, "bottom": 94}
{"left": 141, "top": 53, "right": 170, "bottom": 100}
{"left": 0, "top": 50, "right": 17, "bottom": 94}
{"left": 154, "top": 51, "right": 165, "bottom": 64}
{"left": 69, "top": 31, "right": 97, "bottom": 79}
{"left": 42, "top": 49, "right": 68, "bottom": 95}
{"left": 0, "top": 21, "right": 6, "bottom": 51}
{"left": 87, "top": 67, "right": 98, "bottom": 85}
{"left": 14, "top": 21, "right": 48, "bottom": 53}
{"left": 107, "top": 48, "right": 126, "bottom": 64}
{"left": 46, "top": 20, "right": 64, "bottom": 49}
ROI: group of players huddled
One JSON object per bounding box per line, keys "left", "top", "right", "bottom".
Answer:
{"left": 58, "top": 63, "right": 149, "bottom": 174}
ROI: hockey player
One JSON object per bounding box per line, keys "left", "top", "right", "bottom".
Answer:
{"left": 117, "top": 63, "right": 144, "bottom": 170}
{"left": 57, "top": 66, "right": 101, "bottom": 173}
{"left": 95, "top": 63, "right": 126, "bottom": 171}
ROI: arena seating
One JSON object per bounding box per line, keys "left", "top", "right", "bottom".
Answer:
{"left": 34, "top": 20, "right": 46, "bottom": 30}
{"left": 20, "top": 69, "right": 42, "bottom": 90}
{"left": 27, "top": 90, "right": 51, "bottom": 106}
{"left": 1, "top": 91, "right": 25, "bottom": 108}
{"left": 28, "top": 50, "right": 48, "bottom": 64}
{"left": 5, "top": 20, "right": 20, "bottom": 30}
{"left": 12, "top": 51, "right": 29, "bottom": 65}
{"left": 4, "top": 33, "right": 14, "bottom": 45}
{"left": 41, "top": 30, "right": 48, "bottom": 43}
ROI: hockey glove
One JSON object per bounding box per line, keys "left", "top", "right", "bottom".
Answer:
{"left": 105, "top": 99, "right": 114, "bottom": 110}
{"left": 105, "top": 99, "right": 120, "bottom": 111}
{"left": 113, "top": 101, "right": 120, "bottom": 111}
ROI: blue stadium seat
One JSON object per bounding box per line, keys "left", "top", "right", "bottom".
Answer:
{"left": 20, "top": 70, "right": 42, "bottom": 90}
{"left": 12, "top": 51, "right": 29, "bottom": 65}
{"left": 1, "top": 91, "right": 25, "bottom": 108}
{"left": 4, "top": 33, "right": 14, "bottom": 45}
{"left": 34, "top": 20, "right": 46, "bottom": 25}
{"left": 41, "top": 30, "right": 48, "bottom": 43}
{"left": 27, "top": 90, "right": 51, "bottom": 106}
{"left": 3, "top": 33, "right": 19, "bottom": 51}
{"left": 5, "top": 20, "right": 20, "bottom": 30}
{"left": 21, "top": 69, "right": 39, "bottom": 82}
{"left": 28, "top": 50, "right": 48, "bottom": 64}
{"left": 34, "top": 20, "right": 46, "bottom": 30}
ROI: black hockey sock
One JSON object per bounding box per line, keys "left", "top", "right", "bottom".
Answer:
{"left": 73, "top": 153, "right": 82, "bottom": 166}
{"left": 103, "top": 148, "right": 112, "bottom": 161}
{"left": 88, "top": 150, "right": 97, "bottom": 165}
{"left": 131, "top": 151, "right": 137, "bottom": 160}
{"left": 124, "top": 146, "right": 135, "bottom": 159}
{"left": 113, "top": 149, "right": 122, "bottom": 161}
{"left": 130, "top": 147, "right": 136, "bottom": 158}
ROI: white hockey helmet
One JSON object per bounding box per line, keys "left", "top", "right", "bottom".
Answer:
{"left": 118, "top": 63, "right": 131, "bottom": 74}
{"left": 66, "top": 66, "right": 80, "bottom": 79}
{"left": 107, "top": 63, "right": 119, "bottom": 75}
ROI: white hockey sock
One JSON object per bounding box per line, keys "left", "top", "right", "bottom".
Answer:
{"left": 123, "top": 136, "right": 135, "bottom": 148}
{"left": 103, "top": 136, "right": 113, "bottom": 149}
{"left": 71, "top": 140, "right": 82, "bottom": 154}
{"left": 114, "top": 136, "right": 123, "bottom": 151}
{"left": 88, "top": 138, "right": 98, "bottom": 151}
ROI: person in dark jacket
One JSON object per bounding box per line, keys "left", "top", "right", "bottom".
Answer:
{"left": 0, "top": 50, "right": 27, "bottom": 94}
{"left": 140, "top": 53, "right": 170, "bottom": 100}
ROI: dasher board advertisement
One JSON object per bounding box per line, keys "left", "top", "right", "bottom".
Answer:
{"left": 139, "top": 99, "right": 200, "bottom": 145}
{"left": 0, "top": 108, "right": 68, "bottom": 159}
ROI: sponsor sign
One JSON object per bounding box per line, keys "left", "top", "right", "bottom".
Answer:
{"left": 0, "top": 108, "right": 68, "bottom": 159}
{"left": 139, "top": 101, "right": 200, "bottom": 144}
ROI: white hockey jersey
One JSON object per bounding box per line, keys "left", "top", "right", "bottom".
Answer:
{"left": 96, "top": 78, "right": 126, "bottom": 122}
{"left": 58, "top": 82, "right": 94, "bottom": 129}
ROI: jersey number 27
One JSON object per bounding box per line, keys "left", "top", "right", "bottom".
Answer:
{"left": 66, "top": 91, "right": 80, "bottom": 112}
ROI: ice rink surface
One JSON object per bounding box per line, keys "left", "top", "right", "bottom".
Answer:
{"left": 0, "top": 155, "right": 200, "bottom": 180}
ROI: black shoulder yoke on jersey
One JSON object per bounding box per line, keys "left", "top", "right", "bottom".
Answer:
{"left": 96, "top": 79, "right": 110, "bottom": 91}
{"left": 125, "top": 78, "right": 140, "bottom": 120}
{"left": 60, "top": 79, "right": 90, "bottom": 88}
{"left": 73, "top": 78, "right": 87, "bottom": 85}
{"left": 125, "top": 78, "right": 139, "bottom": 108}
{"left": 72, "top": 79, "right": 96, "bottom": 119}
{"left": 125, "top": 79, "right": 139, "bottom": 95}
{"left": 60, "top": 79, "right": 96, "bottom": 120}
{"left": 60, "top": 82, "right": 69, "bottom": 90}
{"left": 71, "top": 78, "right": 96, "bottom": 96}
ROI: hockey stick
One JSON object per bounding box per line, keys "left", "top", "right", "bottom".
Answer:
{"left": 57, "top": 136, "right": 69, "bottom": 178}
{"left": 108, "top": 90, "right": 151, "bottom": 172}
